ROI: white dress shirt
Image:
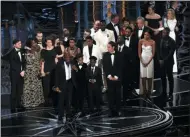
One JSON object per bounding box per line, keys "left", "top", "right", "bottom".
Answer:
{"left": 125, "top": 37, "right": 131, "bottom": 47}
{"left": 118, "top": 44, "right": 124, "bottom": 52}
{"left": 111, "top": 22, "right": 119, "bottom": 36}
{"left": 15, "top": 48, "right": 22, "bottom": 61}
{"left": 15, "top": 48, "right": 22, "bottom": 70}
{"left": 64, "top": 62, "right": 71, "bottom": 80}
{"left": 111, "top": 53, "right": 114, "bottom": 66}
{"left": 138, "top": 26, "right": 144, "bottom": 38}
{"left": 107, "top": 52, "right": 118, "bottom": 80}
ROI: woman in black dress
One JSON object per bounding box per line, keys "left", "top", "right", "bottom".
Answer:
{"left": 145, "top": 6, "right": 163, "bottom": 40}
{"left": 41, "top": 36, "right": 57, "bottom": 106}
{"left": 145, "top": 5, "right": 163, "bottom": 78}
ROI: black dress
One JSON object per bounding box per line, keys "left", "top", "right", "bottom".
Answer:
{"left": 41, "top": 48, "right": 57, "bottom": 104}
{"left": 145, "top": 17, "right": 162, "bottom": 42}
{"left": 55, "top": 46, "right": 63, "bottom": 61}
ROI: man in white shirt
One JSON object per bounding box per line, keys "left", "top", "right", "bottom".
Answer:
{"left": 83, "top": 36, "right": 102, "bottom": 66}
{"left": 94, "top": 20, "right": 115, "bottom": 54}
{"left": 90, "top": 20, "right": 100, "bottom": 39}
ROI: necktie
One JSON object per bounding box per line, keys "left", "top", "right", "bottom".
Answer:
{"left": 139, "top": 28, "right": 142, "bottom": 30}
{"left": 114, "top": 24, "right": 118, "bottom": 27}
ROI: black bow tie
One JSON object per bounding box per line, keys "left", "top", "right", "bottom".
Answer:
{"left": 79, "top": 64, "right": 82, "bottom": 66}
{"left": 114, "top": 24, "right": 118, "bottom": 27}
{"left": 138, "top": 28, "right": 143, "bottom": 30}
{"left": 110, "top": 53, "right": 115, "bottom": 55}
{"left": 125, "top": 37, "right": 129, "bottom": 40}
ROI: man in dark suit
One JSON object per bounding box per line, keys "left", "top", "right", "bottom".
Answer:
{"left": 60, "top": 20, "right": 79, "bottom": 48}
{"left": 86, "top": 56, "right": 103, "bottom": 112}
{"left": 55, "top": 52, "right": 76, "bottom": 123}
{"left": 102, "top": 41, "right": 123, "bottom": 117}
{"left": 106, "top": 14, "right": 120, "bottom": 42}
{"left": 125, "top": 26, "right": 140, "bottom": 89}
{"left": 117, "top": 36, "right": 134, "bottom": 104}
{"left": 76, "top": 29, "right": 96, "bottom": 52}
{"left": 157, "top": 28, "right": 176, "bottom": 101}
{"left": 1, "top": 39, "right": 26, "bottom": 111}
{"left": 135, "top": 16, "right": 150, "bottom": 40}
{"left": 72, "top": 53, "right": 88, "bottom": 113}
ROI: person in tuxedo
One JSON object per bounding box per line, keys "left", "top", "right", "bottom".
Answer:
{"left": 83, "top": 36, "right": 102, "bottom": 66}
{"left": 117, "top": 36, "right": 133, "bottom": 104}
{"left": 135, "top": 17, "right": 150, "bottom": 40}
{"left": 55, "top": 52, "right": 76, "bottom": 123}
{"left": 1, "top": 39, "right": 26, "bottom": 111}
{"left": 124, "top": 26, "right": 140, "bottom": 89}
{"left": 94, "top": 20, "right": 115, "bottom": 54}
{"left": 157, "top": 28, "right": 176, "bottom": 101}
{"left": 72, "top": 54, "right": 87, "bottom": 113}
{"left": 86, "top": 56, "right": 103, "bottom": 112}
{"left": 102, "top": 41, "right": 123, "bottom": 117}
{"left": 106, "top": 14, "right": 120, "bottom": 42}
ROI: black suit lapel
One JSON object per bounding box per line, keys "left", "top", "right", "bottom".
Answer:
{"left": 93, "top": 67, "right": 98, "bottom": 76}
{"left": 13, "top": 49, "right": 21, "bottom": 62}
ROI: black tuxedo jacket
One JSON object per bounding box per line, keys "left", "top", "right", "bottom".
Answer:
{"left": 74, "top": 63, "right": 88, "bottom": 88}
{"left": 135, "top": 26, "right": 150, "bottom": 40}
{"left": 2, "top": 48, "right": 26, "bottom": 75}
{"left": 86, "top": 65, "right": 103, "bottom": 88}
{"left": 55, "top": 60, "right": 77, "bottom": 91}
{"left": 125, "top": 35, "right": 139, "bottom": 58}
{"left": 102, "top": 51, "right": 123, "bottom": 82}
{"left": 106, "top": 22, "right": 120, "bottom": 41}
{"left": 118, "top": 45, "right": 133, "bottom": 82}
{"left": 157, "top": 37, "right": 176, "bottom": 65}
{"left": 62, "top": 22, "right": 79, "bottom": 47}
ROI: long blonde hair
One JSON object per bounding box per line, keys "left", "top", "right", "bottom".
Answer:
{"left": 167, "top": 9, "right": 176, "bottom": 20}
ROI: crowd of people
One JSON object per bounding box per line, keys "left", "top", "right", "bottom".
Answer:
{"left": 2, "top": 3, "right": 178, "bottom": 123}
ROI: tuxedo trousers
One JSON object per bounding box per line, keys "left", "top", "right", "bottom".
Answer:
{"left": 107, "top": 80, "right": 121, "bottom": 111}
{"left": 160, "top": 63, "right": 174, "bottom": 96}
{"left": 88, "top": 83, "right": 101, "bottom": 111}
{"left": 10, "top": 71, "right": 24, "bottom": 109}
{"left": 58, "top": 79, "right": 73, "bottom": 117}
